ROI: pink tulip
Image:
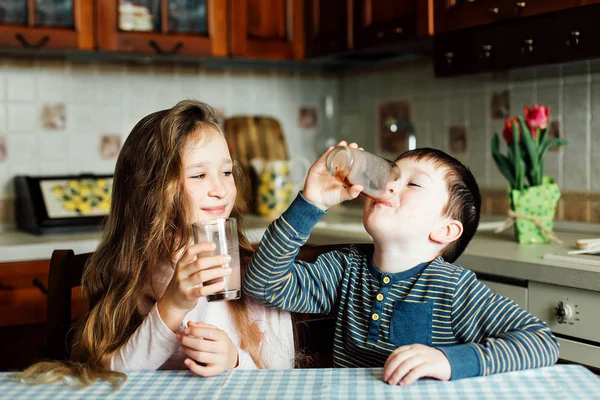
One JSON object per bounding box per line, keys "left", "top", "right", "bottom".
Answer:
{"left": 524, "top": 105, "right": 550, "bottom": 135}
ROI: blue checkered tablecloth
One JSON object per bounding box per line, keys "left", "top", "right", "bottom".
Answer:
{"left": 1, "top": 365, "right": 598, "bottom": 399}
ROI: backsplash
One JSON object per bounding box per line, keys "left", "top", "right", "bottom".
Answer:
{"left": 2, "top": 56, "right": 600, "bottom": 226}
{"left": 338, "top": 59, "right": 600, "bottom": 222}
{"left": 0, "top": 58, "right": 337, "bottom": 226}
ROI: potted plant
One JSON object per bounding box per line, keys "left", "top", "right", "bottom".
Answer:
{"left": 490, "top": 105, "right": 568, "bottom": 244}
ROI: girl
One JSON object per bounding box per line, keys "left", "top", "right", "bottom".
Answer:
{"left": 19, "top": 100, "right": 295, "bottom": 386}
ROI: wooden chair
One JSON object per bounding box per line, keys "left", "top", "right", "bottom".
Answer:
{"left": 45, "top": 244, "right": 370, "bottom": 365}
{"left": 46, "top": 250, "right": 91, "bottom": 361}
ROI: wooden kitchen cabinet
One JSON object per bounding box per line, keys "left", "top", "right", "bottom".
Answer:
{"left": 353, "top": 0, "right": 432, "bottom": 50}
{"left": 0, "top": 0, "right": 93, "bottom": 50}
{"left": 0, "top": 259, "right": 87, "bottom": 327}
{"left": 434, "top": 0, "right": 591, "bottom": 34}
{"left": 434, "top": 2, "right": 600, "bottom": 76}
{"left": 434, "top": 0, "right": 505, "bottom": 33}
{"left": 96, "top": 0, "right": 228, "bottom": 56}
{"left": 304, "top": 0, "right": 349, "bottom": 57}
{"left": 230, "top": 0, "right": 305, "bottom": 59}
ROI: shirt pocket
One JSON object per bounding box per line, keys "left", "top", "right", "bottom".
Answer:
{"left": 389, "top": 300, "right": 434, "bottom": 347}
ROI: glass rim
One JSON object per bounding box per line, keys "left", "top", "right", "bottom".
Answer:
{"left": 192, "top": 217, "right": 236, "bottom": 227}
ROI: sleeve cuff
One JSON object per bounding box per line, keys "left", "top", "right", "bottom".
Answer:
{"left": 280, "top": 192, "right": 327, "bottom": 237}
{"left": 437, "top": 343, "right": 482, "bottom": 380}
{"left": 150, "top": 303, "right": 183, "bottom": 346}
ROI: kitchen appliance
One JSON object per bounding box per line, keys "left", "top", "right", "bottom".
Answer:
{"left": 14, "top": 174, "right": 112, "bottom": 234}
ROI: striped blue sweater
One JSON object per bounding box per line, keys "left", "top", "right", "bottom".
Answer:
{"left": 243, "top": 194, "right": 560, "bottom": 379}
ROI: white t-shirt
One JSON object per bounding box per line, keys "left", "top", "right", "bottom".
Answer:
{"left": 108, "top": 262, "right": 295, "bottom": 371}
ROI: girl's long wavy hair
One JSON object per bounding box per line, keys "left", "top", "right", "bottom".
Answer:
{"left": 17, "top": 100, "right": 263, "bottom": 387}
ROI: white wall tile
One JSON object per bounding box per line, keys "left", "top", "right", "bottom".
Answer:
{"left": 563, "top": 82, "right": 589, "bottom": 151}
{"left": 0, "top": 164, "right": 10, "bottom": 195}
{"left": 6, "top": 75, "right": 36, "bottom": 102}
{"left": 0, "top": 103, "right": 6, "bottom": 132}
{"left": 39, "top": 134, "right": 69, "bottom": 162}
{"left": 467, "top": 92, "right": 488, "bottom": 129}
{"left": 36, "top": 59, "right": 66, "bottom": 102}
{"left": 591, "top": 151, "right": 600, "bottom": 190}
{"left": 7, "top": 135, "right": 38, "bottom": 163}
{"left": 563, "top": 150, "right": 589, "bottom": 190}
{"left": 7, "top": 103, "right": 37, "bottom": 133}
{"left": 38, "top": 73, "right": 66, "bottom": 102}
{"left": 39, "top": 161, "right": 70, "bottom": 176}
{"left": 97, "top": 65, "right": 125, "bottom": 107}
{"left": 67, "top": 63, "right": 99, "bottom": 104}
{"left": 590, "top": 82, "right": 600, "bottom": 152}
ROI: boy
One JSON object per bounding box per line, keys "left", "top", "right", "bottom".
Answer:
{"left": 243, "top": 143, "right": 559, "bottom": 386}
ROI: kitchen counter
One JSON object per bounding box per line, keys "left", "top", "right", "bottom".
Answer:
{"left": 2, "top": 210, "right": 600, "bottom": 291}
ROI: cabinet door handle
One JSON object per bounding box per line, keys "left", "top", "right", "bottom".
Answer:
{"left": 489, "top": 7, "right": 500, "bottom": 16}
{"left": 394, "top": 27, "right": 403, "bottom": 34}
{"left": 444, "top": 51, "right": 455, "bottom": 65}
{"left": 479, "top": 44, "right": 493, "bottom": 59}
{"left": 15, "top": 33, "right": 50, "bottom": 49}
{"left": 515, "top": 1, "right": 526, "bottom": 15}
{"left": 567, "top": 30, "right": 581, "bottom": 48}
{"left": 521, "top": 38, "right": 534, "bottom": 54}
{"left": 148, "top": 40, "right": 184, "bottom": 55}
{"left": 376, "top": 31, "right": 385, "bottom": 39}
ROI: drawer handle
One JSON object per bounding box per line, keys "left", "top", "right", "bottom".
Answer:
{"left": 15, "top": 33, "right": 50, "bottom": 49}
{"left": 489, "top": 7, "right": 500, "bottom": 16}
{"left": 148, "top": 40, "right": 184, "bottom": 55}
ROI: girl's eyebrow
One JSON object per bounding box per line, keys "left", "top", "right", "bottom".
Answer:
{"left": 186, "top": 158, "right": 233, "bottom": 169}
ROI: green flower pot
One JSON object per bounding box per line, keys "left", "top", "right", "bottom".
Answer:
{"left": 509, "top": 177, "right": 561, "bottom": 244}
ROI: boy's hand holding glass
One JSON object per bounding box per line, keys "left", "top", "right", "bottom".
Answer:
{"left": 158, "top": 242, "right": 233, "bottom": 331}
{"left": 303, "top": 140, "right": 363, "bottom": 211}
{"left": 383, "top": 343, "right": 451, "bottom": 386}
{"left": 178, "top": 321, "right": 238, "bottom": 377}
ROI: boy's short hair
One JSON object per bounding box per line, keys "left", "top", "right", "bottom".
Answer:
{"left": 395, "top": 148, "right": 481, "bottom": 263}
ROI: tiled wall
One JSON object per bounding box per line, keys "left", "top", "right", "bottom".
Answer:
{"left": 2, "top": 55, "right": 600, "bottom": 226}
{"left": 338, "top": 59, "right": 600, "bottom": 222}
{"left": 0, "top": 58, "right": 337, "bottom": 226}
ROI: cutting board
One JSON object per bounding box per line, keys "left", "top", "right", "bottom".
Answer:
{"left": 225, "top": 116, "right": 289, "bottom": 169}
{"left": 224, "top": 116, "right": 289, "bottom": 212}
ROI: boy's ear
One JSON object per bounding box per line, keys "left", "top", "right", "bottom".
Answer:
{"left": 430, "top": 219, "right": 463, "bottom": 244}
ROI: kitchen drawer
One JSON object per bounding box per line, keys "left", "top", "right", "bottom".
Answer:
{"left": 480, "top": 279, "right": 528, "bottom": 310}
{"left": 529, "top": 281, "right": 600, "bottom": 344}
{"left": 557, "top": 337, "right": 600, "bottom": 369}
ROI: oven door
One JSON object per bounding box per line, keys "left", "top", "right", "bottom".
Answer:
{"left": 528, "top": 281, "right": 600, "bottom": 370}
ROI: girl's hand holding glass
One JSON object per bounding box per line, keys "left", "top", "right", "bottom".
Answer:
{"left": 158, "top": 242, "right": 232, "bottom": 332}
{"left": 178, "top": 321, "right": 239, "bottom": 377}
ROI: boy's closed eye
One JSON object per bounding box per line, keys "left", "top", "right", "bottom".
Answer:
{"left": 408, "top": 182, "right": 421, "bottom": 188}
